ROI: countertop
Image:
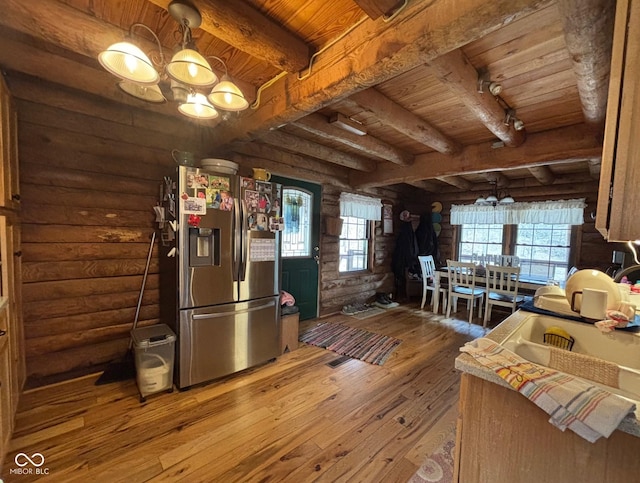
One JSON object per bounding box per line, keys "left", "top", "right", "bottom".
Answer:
{"left": 455, "top": 309, "right": 640, "bottom": 437}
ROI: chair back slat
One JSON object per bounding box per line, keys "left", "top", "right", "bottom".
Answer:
{"left": 447, "top": 260, "right": 477, "bottom": 288}
{"left": 418, "top": 255, "right": 437, "bottom": 282}
{"left": 485, "top": 264, "right": 521, "bottom": 295}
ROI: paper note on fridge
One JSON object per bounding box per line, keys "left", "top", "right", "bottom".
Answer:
{"left": 250, "top": 238, "right": 276, "bottom": 262}
{"left": 182, "top": 196, "right": 206, "bottom": 215}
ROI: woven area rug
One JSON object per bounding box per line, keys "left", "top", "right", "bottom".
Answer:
{"left": 408, "top": 410, "right": 457, "bottom": 483}
{"left": 299, "top": 322, "right": 401, "bottom": 365}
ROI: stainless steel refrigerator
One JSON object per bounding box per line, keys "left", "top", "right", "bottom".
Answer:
{"left": 159, "top": 165, "right": 282, "bottom": 389}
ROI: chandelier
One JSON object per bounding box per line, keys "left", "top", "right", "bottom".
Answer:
{"left": 98, "top": 1, "right": 248, "bottom": 119}
{"left": 475, "top": 182, "right": 514, "bottom": 206}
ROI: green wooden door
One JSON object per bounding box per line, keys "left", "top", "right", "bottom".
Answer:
{"left": 271, "top": 176, "right": 321, "bottom": 321}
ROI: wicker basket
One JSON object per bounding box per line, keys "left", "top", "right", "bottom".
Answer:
{"left": 325, "top": 217, "right": 343, "bottom": 236}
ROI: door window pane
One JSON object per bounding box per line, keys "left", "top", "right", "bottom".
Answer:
{"left": 515, "top": 223, "right": 571, "bottom": 283}
{"left": 339, "top": 216, "right": 369, "bottom": 272}
{"left": 282, "top": 188, "right": 312, "bottom": 258}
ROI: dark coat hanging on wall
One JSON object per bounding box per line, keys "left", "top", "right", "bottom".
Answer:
{"left": 415, "top": 213, "right": 439, "bottom": 265}
{"left": 392, "top": 213, "right": 440, "bottom": 297}
{"left": 391, "top": 221, "right": 418, "bottom": 295}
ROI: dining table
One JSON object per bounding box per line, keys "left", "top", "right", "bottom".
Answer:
{"left": 431, "top": 267, "right": 547, "bottom": 314}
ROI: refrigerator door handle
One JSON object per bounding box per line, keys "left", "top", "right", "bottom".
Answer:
{"left": 191, "top": 299, "right": 277, "bottom": 320}
{"left": 240, "top": 199, "right": 249, "bottom": 281}
{"left": 232, "top": 196, "right": 241, "bottom": 281}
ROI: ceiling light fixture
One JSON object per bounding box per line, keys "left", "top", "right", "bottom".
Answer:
{"left": 475, "top": 182, "right": 515, "bottom": 206}
{"left": 328, "top": 112, "right": 367, "bottom": 136}
{"left": 98, "top": 1, "right": 248, "bottom": 120}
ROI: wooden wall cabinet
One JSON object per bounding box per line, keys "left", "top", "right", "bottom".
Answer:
{"left": 596, "top": 0, "right": 640, "bottom": 241}
{"left": 0, "top": 73, "right": 24, "bottom": 471}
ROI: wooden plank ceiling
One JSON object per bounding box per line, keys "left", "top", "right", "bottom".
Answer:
{"left": 0, "top": 0, "right": 615, "bottom": 195}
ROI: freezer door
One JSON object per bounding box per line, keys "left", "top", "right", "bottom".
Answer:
{"left": 176, "top": 296, "right": 280, "bottom": 388}
{"left": 178, "top": 166, "right": 238, "bottom": 308}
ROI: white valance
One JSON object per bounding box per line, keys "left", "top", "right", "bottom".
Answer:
{"left": 339, "top": 192, "right": 382, "bottom": 221}
{"left": 450, "top": 199, "right": 586, "bottom": 225}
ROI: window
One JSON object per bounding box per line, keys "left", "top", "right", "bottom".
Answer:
{"left": 458, "top": 224, "right": 504, "bottom": 263}
{"left": 339, "top": 216, "right": 370, "bottom": 272}
{"left": 281, "top": 188, "right": 312, "bottom": 258}
{"left": 515, "top": 223, "right": 571, "bottom": 282}
{"left": 456, "top": 222, "right": 572, "bottom": 284}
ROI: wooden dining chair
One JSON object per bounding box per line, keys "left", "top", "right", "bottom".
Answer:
{"left": 446, "top": 260, "right": 485, "bottom": 324}
{"left": 418, "top": 255, "right": 447, "bottom": 314}
{"left": 498, "top": 255, "right": 520, "bottom": 267}
{"left": 483, "top": 264, "right": 525, "bottom": 328}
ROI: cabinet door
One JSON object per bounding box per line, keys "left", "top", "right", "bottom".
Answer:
{"left": 0, "top": 321, "right": 11, "bottom": 468}
{"left": 596, "top": 0, "right": 640, "bottom": 241}
{"left": 0, "top": 74, "right": 19, "bottom": 209}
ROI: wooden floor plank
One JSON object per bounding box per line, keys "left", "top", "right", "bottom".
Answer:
{"left": 3, "top": 303, "right": 488, "bottom": 481}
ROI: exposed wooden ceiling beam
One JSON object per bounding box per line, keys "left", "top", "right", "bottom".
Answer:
{"left": 147, "top": 0, "right": 310, "bottom": 73}
{"left": 350, "top": 124, "right": 602, "bottom": 188}
{"left": 349, "top": 88, "right": 462, "bottom": 155}
{"left": 230, "top": 141, "right": 352, "bottom": 180}
{"left": 353, "top": 0, "right": 405, "bottom": 20}
{"left": 213, "top": 0, "right": 549, "bottom": 146}
{"left": 231, "top": 153, "right": 350, "bottom": 189}
{"left": 259, "top": 131, "right": 377, "bottom": 172}
{"left": 437, "top": 176, "right": 473, "bottom": 190}
{"left": 484, "top": 171, "right": 510, "bottom": 187}
{"left": 556, "top": 0, "right": 616, "bottom": 132}
{"left": 428, "top": 49, "right": 525, "bottom": 147}
{"left": 588, "top": 159, "right": 601, "bottom": 179}
{"left": 528, "top": 166, "right": 556, "bottom": 184}
{"left": 405, "top": 180, "right": 442, "bottom": 192}
{"left": 291, "top": 113, "right": 414, "bottom": 166}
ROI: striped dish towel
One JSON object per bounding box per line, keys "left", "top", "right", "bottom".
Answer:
{"left": 460, "top": 338, "right": 636, "bottom": 442}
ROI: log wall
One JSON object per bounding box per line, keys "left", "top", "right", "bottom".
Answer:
{"left": 12, "top": 75, "right": 212, "bottom": 387}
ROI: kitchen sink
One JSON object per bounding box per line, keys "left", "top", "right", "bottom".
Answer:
{"left": 499, "top": 311, "right": 640, "bottom": 403}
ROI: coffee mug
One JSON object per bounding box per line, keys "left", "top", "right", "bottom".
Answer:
{"left": 571, "top": 288, "right": 608, "bottom": 319}
{"left": 172, "top": 149, "right": 195, "bottom": 167}
{"left": 253, "top": 168, "right": 271, "bottom": 181}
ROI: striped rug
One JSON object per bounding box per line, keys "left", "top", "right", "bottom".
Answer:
{"left": 299, "top": 322, "right": 401, "bottom": 365}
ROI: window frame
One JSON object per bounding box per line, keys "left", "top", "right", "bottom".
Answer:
{"left": 338, "top": 216, "right": 374, "bottom": 274}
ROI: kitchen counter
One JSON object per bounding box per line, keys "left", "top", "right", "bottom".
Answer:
{"left": 455, "top": 309, "right": 640, "bottom": 437}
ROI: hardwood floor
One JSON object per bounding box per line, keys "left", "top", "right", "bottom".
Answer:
{"left": 3, "top": 303, "right": 487, "bottom": 482}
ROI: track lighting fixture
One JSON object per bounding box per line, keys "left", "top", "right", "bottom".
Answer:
{"left": 477, "top": 78, "right": 503, "bottom": 96}
{"left": 98, "top": 1, "right": 248, "bottom": 120}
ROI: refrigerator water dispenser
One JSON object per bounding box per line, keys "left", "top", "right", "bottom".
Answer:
{"left": 189, "top": 227, "right": 220, "bottom": 266}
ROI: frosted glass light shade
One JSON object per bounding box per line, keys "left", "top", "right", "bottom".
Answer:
{"left": 166, "top": 49, "right": 217, "bottom": 87}
{"left": 208, "top": 77, "right": 248, "bottom": 111}
{"left": 98, "top": 41, "right": 159, "bottom": 85}
{"left": 475, "top": 197, "right": 486, "bottom": 205}
{"left": 500, "top": 195, "right": 515, "bottom": 204}
{"left": 118, "top": 81, "right": 166, "bottom": 103}
{"left": 485, "top": 195, "right": 498, "bottom": 203}
{"left": 178, "top": 93, "right": 219, "bottom": 119}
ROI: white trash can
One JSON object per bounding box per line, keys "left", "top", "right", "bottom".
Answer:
{"left": 131, "top": 324, "right": 176, "bottom": 402}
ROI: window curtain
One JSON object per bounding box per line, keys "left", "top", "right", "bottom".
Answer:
{"left": 450, "top": 199, "right": 586, "bottom": 225}
{"left": 339, "top": 193, "right": 382, "bottom": 220}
